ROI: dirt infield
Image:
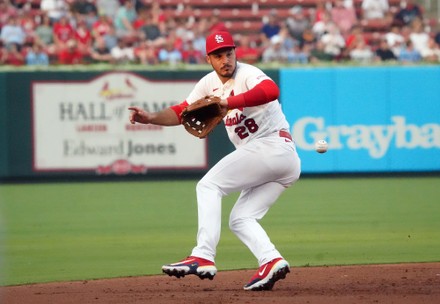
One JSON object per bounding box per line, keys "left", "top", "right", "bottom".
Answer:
{"left": 2, "top": 263, "right": 439, "bottom": 304}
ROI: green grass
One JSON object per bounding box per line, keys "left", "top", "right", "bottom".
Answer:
{"left": 0, "top": 177, "right": 439, "bottom": 286}
{"left": 1, "top": 61, "right": 438, "bottom": 73}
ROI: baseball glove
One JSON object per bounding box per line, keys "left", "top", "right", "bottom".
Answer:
{"left": 181, "top": 96, "right": 225, "bottom": 138}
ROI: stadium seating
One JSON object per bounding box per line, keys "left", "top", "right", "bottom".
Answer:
{"left": 142, "top": 0, "right": 403, "bottom": 38}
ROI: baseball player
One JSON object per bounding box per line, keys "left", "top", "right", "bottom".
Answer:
{"left": 128, "top": 31, "right": 301, "bottom": 291}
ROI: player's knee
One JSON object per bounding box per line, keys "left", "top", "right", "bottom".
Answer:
{"left": 229, "top": 213, "right": 246, "bottom": 234}
{"left": 196, "top": 178, "right": 221, "bottom": 196}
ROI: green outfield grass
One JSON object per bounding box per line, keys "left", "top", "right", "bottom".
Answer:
{"left": 0, "top": 177, "right": 439, "bottom": 286}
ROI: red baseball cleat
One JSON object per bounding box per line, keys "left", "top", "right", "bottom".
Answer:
{"left": 243, "top": 258, "right": 290, "bottom": 291}
{"left": 162, "top": 256, "right": 217, "bottom": 280}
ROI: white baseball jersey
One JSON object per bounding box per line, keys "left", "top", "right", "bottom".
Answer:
{"left": 185, "top": 62, "right": 290, "bottom": 148}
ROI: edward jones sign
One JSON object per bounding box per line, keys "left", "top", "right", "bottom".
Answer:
{"left": 32, "top": 72, "right": 205, "bottom": 174}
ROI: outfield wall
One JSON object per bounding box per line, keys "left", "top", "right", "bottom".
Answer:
{"left": 0, "top": 67, "right": 438, "bottom": 181}
{"left": 281, "top": 66, "right": 440, "bottom": 173}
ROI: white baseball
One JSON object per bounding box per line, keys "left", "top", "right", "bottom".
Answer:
{"left": 315, "top": 140, "right": 328, "bottom": 153}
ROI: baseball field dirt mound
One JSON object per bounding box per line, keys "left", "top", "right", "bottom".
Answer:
{"left": 2, "top": 262, "right": 439, "bottom": 304}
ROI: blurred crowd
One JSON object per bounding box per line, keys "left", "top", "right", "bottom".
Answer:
{"left": 0, "top": 0, "right": 439, "bottom": 67}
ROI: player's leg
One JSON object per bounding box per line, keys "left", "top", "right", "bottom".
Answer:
{"left": 229, "top": 182, "right": 294, "bottom": 291}
{"left": 162, "top": 152, "right": 233, "bottom": 280}
{"left": 162, "top": 147, "right": 242, "bottom": 280}
{"left": 229, "top": 182, "right": 287, "bottom": 265}
{"left": 227, "top": 138, "right": 300, "bottom": 290}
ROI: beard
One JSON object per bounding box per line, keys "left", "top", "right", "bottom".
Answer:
{"left": 218, "top": 61, "right": 236, "bottom": 78}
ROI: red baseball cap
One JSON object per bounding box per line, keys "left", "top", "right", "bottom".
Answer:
{"left": 205, "top": 31, "right": 236, "bottom": 54}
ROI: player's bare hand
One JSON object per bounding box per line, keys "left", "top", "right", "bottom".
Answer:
{"left": 220, "top": 99, "right": 229, "bottom": 116}
{"left": 128, "top": 106, "right": 152, "bottom": 124}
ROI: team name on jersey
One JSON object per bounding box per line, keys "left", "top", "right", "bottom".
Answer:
{"left": 225, "top": 112, "right": 247, "bottom": 126}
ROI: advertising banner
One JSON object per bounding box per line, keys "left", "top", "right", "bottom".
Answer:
{"left": 281, "top": 67, "right": 440, "bottom": 173}
{"left": 32, "top": 72, "right": 205, "bottom": 175}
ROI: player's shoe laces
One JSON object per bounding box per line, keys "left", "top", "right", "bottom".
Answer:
{"left": 162, "top": 256, "right": 217, "bottom": 280}
{"left": 243, "top": 258, "right": 290, "bottom": 291}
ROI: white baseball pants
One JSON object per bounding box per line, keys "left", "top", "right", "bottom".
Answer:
{"left": 191, "top": 133, "right": 301, "bottom": 266}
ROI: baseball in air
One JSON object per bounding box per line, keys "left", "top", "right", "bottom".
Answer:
{"left": 315, "top": 140, "right": 328, "bottom": 153}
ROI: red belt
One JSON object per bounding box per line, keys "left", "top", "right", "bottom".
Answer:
{"left": 279, "top": 130, "right": 292, "bottom": 141}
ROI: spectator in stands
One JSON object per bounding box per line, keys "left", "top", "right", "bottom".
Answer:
{"left": 384, "top": 24, "right": 405, "bottom": 56}
{"left": 110, "top": 37, "right": 135, "bottom": 64}
{"left": 158, "top": 39, "right": 182, "bottom": 66}
{"left": 345, "top": 24, "right": 368, "bottom": 52}
{"left": 57, "top": 38, "right": 83, "bottom": 64}
{"left": 74, "top": 20, "right": 92, "bottom": 55}
{"left": 192, "top": 26, "right": 207, "bottom": 55}
{"left": 0, "top": 15, "right": 26, "bottom": 50}
{"left": 35, "top": 14, "right": 54, "bottom": 49}
{"left": 409, "top": 17, "right": 429, "bottom": 55}
{"left": 40, "top": 0, "right": 69, "bottom": 23}
{"left": 114, "top": 0, "right": 137, "bottom": 38}
{"left": 138, "top": 9, "right": 166, "bottom": 47}
{"left": 175, "top": 17, "right": 196, "bottom": 45}
{"left": 419, "top": 37, "right": 440, "bottom": 62}
{"left": 92, "top": 13, "right": 112, "bottom": 37}
{"left": 84, "top": 8, "right": 99, "bottom": 31}
{"left": 331, "top": 0, "right": 357, "bottom": 37}
{"left": 309, "top": 40, "right": 334, "bottom": 62}
{"left": 52, "top": 15, "right": 74, "bottom": 52}
{"left": 134, "top": 40, "right": 158, "bottom": 65}
{"left": 361, "top": 0, "right": 389, "bottom": 20}
{"left": 287, "top": 44, "right": 309, "bottom": 64}
{"left": 349, "top": 39, "right": 374, "bottom": 63}
{"left": 235, "top": 35, "right": 260, "bottom": 64}
{"left": 181, "top": 40, "right": 203, "bottom": 64}
{"left": 26, "top": 42, "right": 50, "bottom": 65}
{"left": 398, "top": 40, "right": 421, "bottom": 63}
{"left": 312, "top": 11, "right": 333, "bottom": 39}
{"left": 374, "top": 38, "right": 397, "bottom": 61}
{"left": 313, "top": 1, "right": 327, "bottom": 25}
{"left": 150, "top": 2, "right": 167, "bottom": 34}
{"left": 278, "top": 24, "right": 298, "bottom": 50}
{"left": 96, "top": 0, "right": 119, "bottom": 20}
{"left": 319, "top": 22, "right": 346, "bottom": 60}
{"left": 393, "top": 0, "right": 423, "bottom": 26}
{"left": 285, "top": 6, "right": 310, "bottom": 42}
{"left": 0, "top": 1, "right": 18, "bottom": 29}
{"left": 260, "top": 10, "right": 281, "bottom": 47}
{"left": 133, "top": 6, "right": 148, "bottom": 30}
{"left": 92, "top": 14, "right": 117, "bottom": 50}
{"left": 261, "top": 35, "right": 289, "bottom": 64}
{"left": 0, "top": 42, "right": 25, "bottom": 65}
{"left": 89, "top": 36, "right": 113, "bottom": 63}
{"left": 400, "top": 24, "right": 412, "bottom": 42}
{"left": 165, "top": 27, "right": 184, "bottom": 51}
{"left": 300, "top": 28, "right": 317, "bottom": 48}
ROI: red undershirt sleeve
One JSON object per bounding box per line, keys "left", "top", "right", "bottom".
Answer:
{"left": 170, "top": 101, "right": 188, "bottom": 123}
{"left": 226, "top": 79, "right": 280, "bottom": 109}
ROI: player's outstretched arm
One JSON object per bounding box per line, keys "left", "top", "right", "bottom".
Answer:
{"left": 128, "top": 107, "right": 181, "bottom": 126}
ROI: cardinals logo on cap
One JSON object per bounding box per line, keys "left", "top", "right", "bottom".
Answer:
{"left": 215, "top": 34, "right": 224, "bottom": 43}
{"left": 206, "top": 31, "right": 236, "bottom": 54}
